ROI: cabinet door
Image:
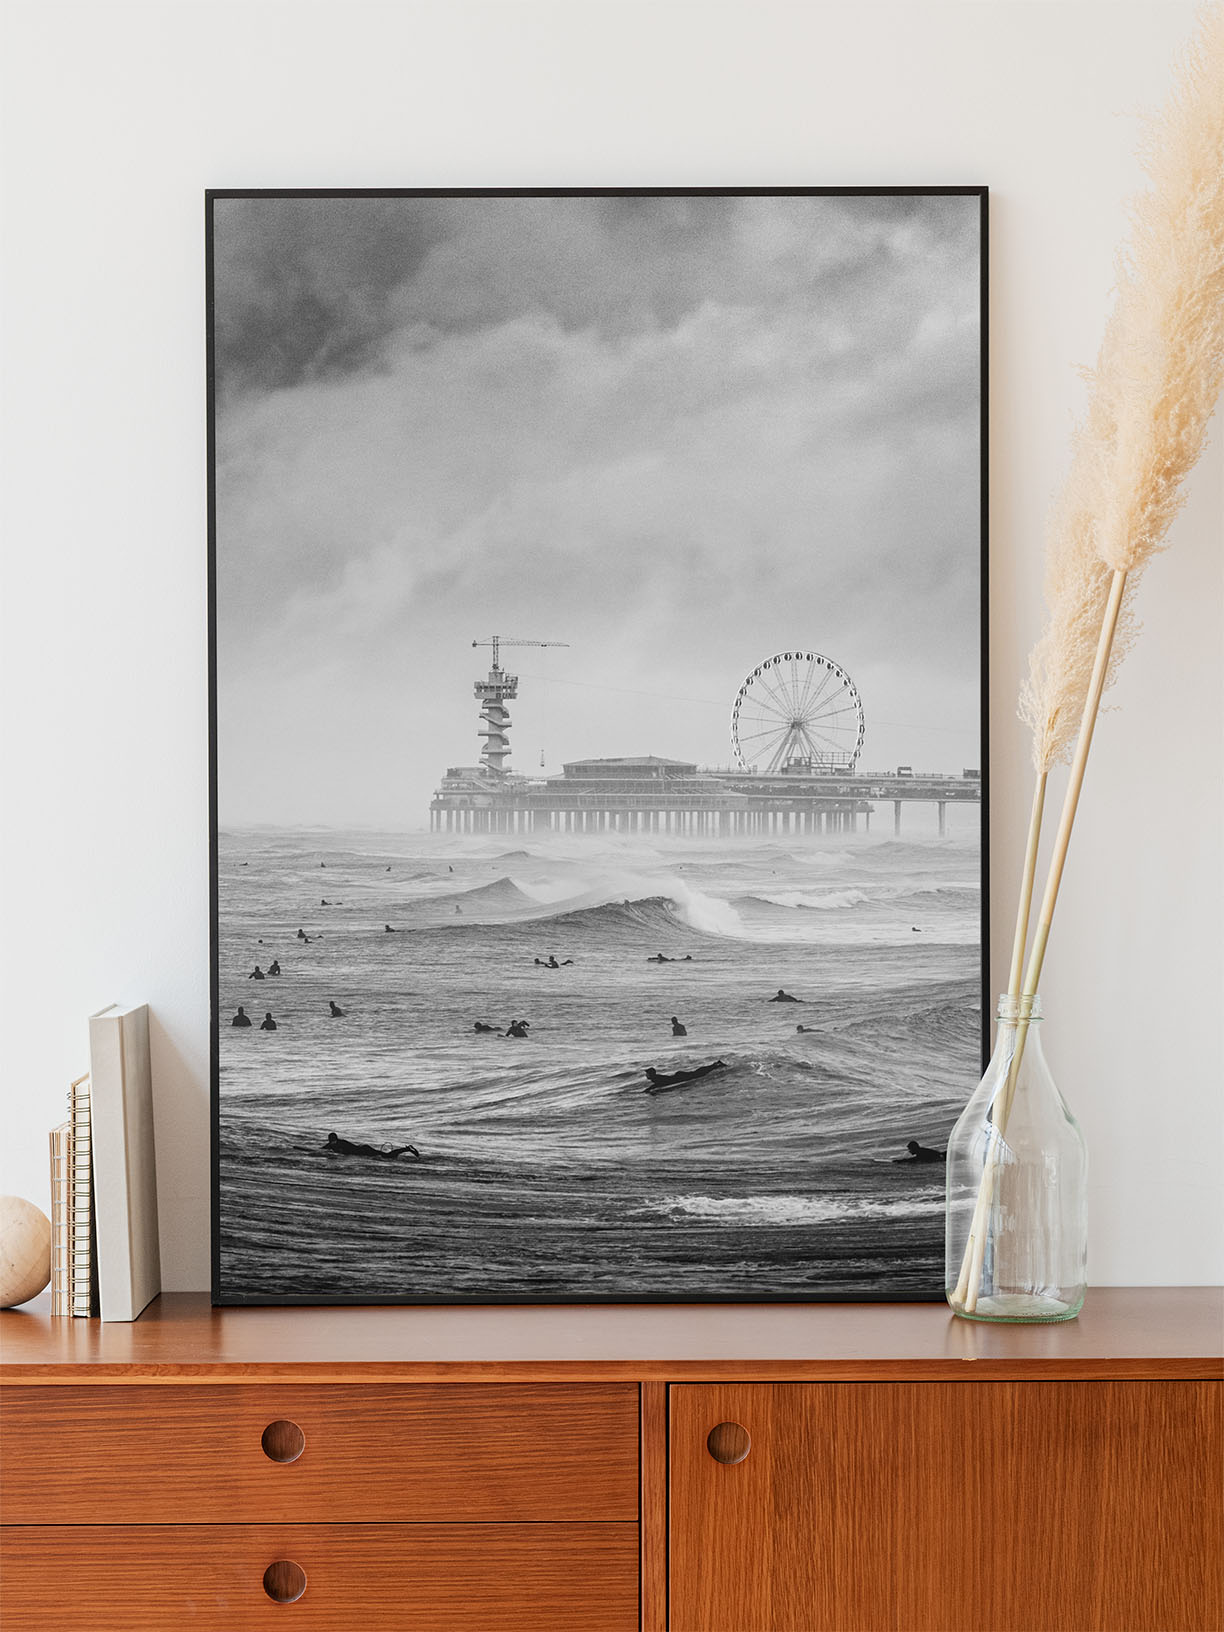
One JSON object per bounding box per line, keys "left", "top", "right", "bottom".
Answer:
{"left": 670, "top": 1380, "right": 1222, "bottom": 1632}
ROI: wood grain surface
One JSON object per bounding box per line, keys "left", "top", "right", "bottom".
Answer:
{"left": 1, "top": 1287, "right": 1220, "bottom": 1383}
{"left": 1, "top": 1381, "right": 639, "bottom": 1524}
{"left": 0, "top": 1522, "right": 639, "bottom": 1630}
{"left": 640, "top": 1380, "right": 668, "bottom": 1631}
{"left": 669, "top": 1379, "right": 1224, "bottom": 1632}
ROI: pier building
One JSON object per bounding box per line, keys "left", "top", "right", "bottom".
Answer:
{"left": 430, "top": 755, "right": 981, "bottom": 837}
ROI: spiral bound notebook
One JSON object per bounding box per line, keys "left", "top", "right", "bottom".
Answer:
{"left": 67, "top": 1071, "right": 97, "bottom": 1317}
{"left": 49, "top": 1122, "right": 72, "bottom": 1317}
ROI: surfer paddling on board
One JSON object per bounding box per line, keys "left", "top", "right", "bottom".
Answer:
{"left": 324, "top": 1133, "right": 420, "bottom": 1160}
{"left": 892, "top": 1139, "right": 944, "bottom": 1164}
{"left": 643, "top": 1059, "right": 727, "bottom": 1094}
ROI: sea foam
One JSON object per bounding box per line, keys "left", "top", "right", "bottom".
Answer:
{"left": 648, "top": 1192, "right": 943, "bottom": 1225}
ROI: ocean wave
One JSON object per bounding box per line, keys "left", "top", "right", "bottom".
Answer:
{"left": 888, "top": 882, "right": 980, "bottom": 908}
{"left": 639, "top": 1192, "right": 943, "bottom": 1226}
{"left": 534, "top": 893, "right": 717, "bottom": 939}
{"left": 427, "top": 875, "right": 537, "bottom": 911}
{"left": 854, "top": 839, "right": 976, "bottom": 866}
{"left": 741, "top": 889, "right": 870, "bottom": 911}
{"left": 411, "top": 870, "right": 750, "bottom": 939}
{"left": 739, "top": 882, "right": 979, "bottom": 913}
{"left": 511, "top": 873, "right": 748, "bottom": 938}
{"left": 829, "top": 998, "right": 982, "bottom": 1050}
{"left": 796, "top": 849, "right": 854, "bottom": 868}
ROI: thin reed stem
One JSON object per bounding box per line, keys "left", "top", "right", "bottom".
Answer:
{"left": 1021, "top": 569, "right": 1128, "bottom": 1000}
{"left": 951, "top": 775, "right": 1047, "bottom": 1306}
{"left": 1008, "top": 773, "right": 1048, "bottom": 996}
{"left": 956, "top": 570, "right": 1129, "bottom": 1314}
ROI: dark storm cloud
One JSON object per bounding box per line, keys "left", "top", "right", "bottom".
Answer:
{"left": 213, "top": 192, "right": 977, "bottom": 390}
{"left": 212, "top": 196, "right": 450, "bottom": 392}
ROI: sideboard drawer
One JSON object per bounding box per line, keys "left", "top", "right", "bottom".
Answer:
{"left": 0, "top": 1521, "right": 640, "bottom": 1630}
{"left": 0, "top": 1383, "right": 639, "bottom": 1524}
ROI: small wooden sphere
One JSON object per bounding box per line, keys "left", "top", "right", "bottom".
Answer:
{"left": 0, "top": 1195, "right": 52, "bottom": 1308}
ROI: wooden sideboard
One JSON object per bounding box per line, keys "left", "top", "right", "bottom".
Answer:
{"left": 1, "top": 1288, "right": 1220, "bottom": 1630}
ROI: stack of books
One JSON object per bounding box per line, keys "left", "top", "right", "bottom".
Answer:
{"left": 46, "top": 1004, "right": 160, "bottom": 1322}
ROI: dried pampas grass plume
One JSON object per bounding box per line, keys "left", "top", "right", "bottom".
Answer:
{"left": 1020, "top": 5, "right": 1224, "bottom": 773}
{"left": 1021, "top": 0, "right": 1224, "bottom": 984}
{"left": 1097, "top": 2, "right": 1224, "bottom": 575}
{"left": 1018, "top": 446, "right": 1142, "bottom": 776}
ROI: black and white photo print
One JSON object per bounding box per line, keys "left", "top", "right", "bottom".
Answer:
{"left": 210, "top": 189, "right": 987, "bottom": 1304}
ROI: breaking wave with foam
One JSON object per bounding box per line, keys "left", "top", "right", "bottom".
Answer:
{"left": 642, "top": 1193, "right": 944, "bottom": 1225}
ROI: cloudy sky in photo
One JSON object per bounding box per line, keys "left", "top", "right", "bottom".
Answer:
{"left": 213, "top": 192, "right": 982, "bottom": 827}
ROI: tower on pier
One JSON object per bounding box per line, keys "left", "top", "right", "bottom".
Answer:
{"left": 470, "top": 635, "right": 569, "bottom": 776}
{"left": 475, "top": 663, "right": 518, "bottom": 775}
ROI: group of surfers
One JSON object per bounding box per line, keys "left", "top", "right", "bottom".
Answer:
{"left": 230, "top": 905, "right": 944, "bottom": 1164}
{"left": 231, "top": 998, "right": 345, "bottom": 1028}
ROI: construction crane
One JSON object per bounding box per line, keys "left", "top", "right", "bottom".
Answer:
{"left": 470, "top": 635, "right": 569, "bottom": 775}
{"left": 472, "top": 635, "right": 568, "bottom": 671}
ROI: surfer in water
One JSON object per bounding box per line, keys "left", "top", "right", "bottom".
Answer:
{"left": 647, "top": 952, "right": 673, "bottom": 963}
{"left": 473, "top": 1021, "right": 500, "bottom": 1034}
{"left": 670, "top": 1016, "right": 687, "bottom": 1036}
{"left": 231, "top": 1006, "right": 252, "bottom": 1027}
{"left": 329, "top": 1001, "right": 345, "bottom": 1017}
{"left": 644, "top": 1059, "right": 727, "bottom": 1093}
{"left": 248, "top": 965, "right": 266, "bottom": 980}
{"left": 505, "top": 1019, "right": 530, "bottom": 1039}
{"left": 268, "top": 959, "right": 281, "bottom": 975}
{"left": 893, "top": 1139, "right": 944, "bottom": 1164}
{"left": 769, "top": 988, "right": 803, "bottom": 1002}
{"left": 325, "top": 1132, "right": 420, "bottom": 1160}
{"left": 260, "top": 1012, "right": 277, "bottom": 1031}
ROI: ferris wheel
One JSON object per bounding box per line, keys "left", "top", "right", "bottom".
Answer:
{"left": 731, "top": 650, "right": 865, "bottom": 774}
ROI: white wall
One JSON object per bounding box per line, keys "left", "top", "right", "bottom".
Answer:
{"left": 2, "top": 0, "right": 1219, "bottom": 1292}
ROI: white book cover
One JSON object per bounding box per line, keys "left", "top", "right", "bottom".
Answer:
{"left": 88, "top": 1003, "right": 160, "bottom": 1320}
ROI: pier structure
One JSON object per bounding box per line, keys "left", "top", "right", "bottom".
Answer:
{"left": 430, "top": 755, "right": 980, "bottom": 837}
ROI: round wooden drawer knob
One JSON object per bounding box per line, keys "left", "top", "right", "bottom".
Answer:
{"left": 263, "top": 1560, "right": 307, "bottom": 1603}
{"left": 261, "top": 1419, "right": 305, "bottom": 1463}
{"left": 707, "top": 1420, "right": 751, "bottom": 1464}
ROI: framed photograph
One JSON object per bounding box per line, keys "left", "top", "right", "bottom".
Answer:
{"left": 209, "top": 188, "right": 987, "bottom": 1305}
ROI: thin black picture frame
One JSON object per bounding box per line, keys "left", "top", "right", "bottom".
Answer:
{"left": 208, "top": 186, "right": 990, "bottom": 1307}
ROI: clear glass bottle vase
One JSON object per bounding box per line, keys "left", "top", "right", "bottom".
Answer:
{"left": 945, "top": 994, "right": 1087, "bottom": 1322}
